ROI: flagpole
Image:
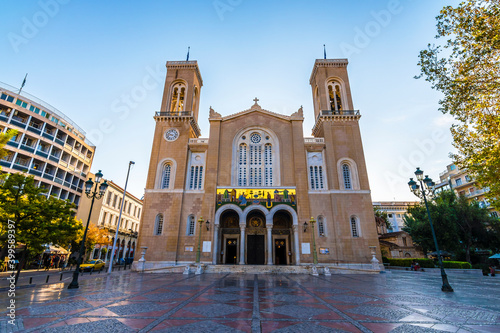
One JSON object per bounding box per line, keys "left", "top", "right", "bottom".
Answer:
{"left": 18, "top": 73, "right": 28, "bottom": 95}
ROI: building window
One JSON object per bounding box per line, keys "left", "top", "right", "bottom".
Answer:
{"left": 112, "top": 194, "right": 117, "bottom": 208}
{"left": 307, "top": 152, "right": 326, "bottom": 190}
{"left": 162, "top": 163, "right": 172, "bottom": 189}
{"left": 342, "top": 164, "right": 352, "bottom": 189}
{"left": 350, "top": 216, "right": 359, "bottom": 237}
{"left": 456, "top": 178, "right": 462, "bottom": 186}
{"left": 187, "top": 215, "right": 195, "bottom": 236}
{"left": 189, "top": 166, "right": 203, "bottom": 190}
{"left": 169, "top": 82, "right": 186, "bottom": 112}
{"left": 101, "top": 212, "right": 107, "bottom": 226}
{"left": 402, "top": 237, "right": 407, "bottom": 247}
{"left": 238, "top": 144, "right": 247, "bottom": 186}
{"left": 235, "top": 130, "right": 277, "bottom": 187}
{"left": 327, "top": 81, "right": 343, "bottom": 111}
{"left": 154, "top": 214, "right": 164, "bottom": 235}
{"left": 491, "top": 211, "right": 499, "bottom": 218}
{"left": 317, "top": 216, "right": 325, "bottom": 236}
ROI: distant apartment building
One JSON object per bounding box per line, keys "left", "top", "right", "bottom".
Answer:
{"left": 438, "top": 163, "right": 498, "bottom": 218}
{"left": 76, "top": 174, "right": 143, "bottom": 262}
{"left": 372, "top": 201, "right": 423, "bottom": 259}
{"left": 372, "top": 201, "right": 418, "bottom": 232}
{"left": 0, "top": 82, "right": 94, "bottom": 207}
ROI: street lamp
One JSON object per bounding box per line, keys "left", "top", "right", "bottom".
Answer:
{"left": 108, "top": 161, "right": 135, "bottom": 273}
{"left": 196, "top": 216, "right": 205, "bottom": 263}
{"left": 408, "top": 167, "right": 453, "bottom": 292}
{"left": 308, "top": 217, "right": 318, "bottom": 265}
{"left": 68, "top": 170, "right": 108, "bottom": 289}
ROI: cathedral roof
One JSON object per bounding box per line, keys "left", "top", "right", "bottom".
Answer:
{"left": 209, "top": 98, "right": 304, "bottom": 122}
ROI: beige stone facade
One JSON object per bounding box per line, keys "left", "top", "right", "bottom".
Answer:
{"left": 136, "top": 59, "right": 381, "bottom": 268}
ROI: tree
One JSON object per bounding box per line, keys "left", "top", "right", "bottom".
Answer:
{"left": 74, "top": 223, "right": 110, "bottom": 260}
{"left": 417, "top": 0, "right": 500, "bottom": 211}
{"left": 0, "top": 129, "right": 17, "bottom": 169}
{"left": 403, "top": 190, "right": 500, "bottom": 262}
{"left": 0, "top": 173, "right": 82, "bottom": 281}
{"left": 374, "top": 207, "right": 390, "bottom": 234}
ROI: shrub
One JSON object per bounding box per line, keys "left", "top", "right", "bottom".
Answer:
{"left": 384, "top": 258, "right": 435, "bottom": 268}
{"left": 382, "top": 257, "right": 390, "bottom": 263}
{"left": 442, "top": 261, "right": 472, "bottom": 269}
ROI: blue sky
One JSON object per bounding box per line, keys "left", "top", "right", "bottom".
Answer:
{"left": 0, "top": 0, "right": 461, "bottom": 201}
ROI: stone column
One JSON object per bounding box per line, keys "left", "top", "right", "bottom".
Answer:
{"left": 293, "top": 225, "right": 300, "bottom": 265}
{"left": 267, "top": 225, "right": 273, "bottom": 265}
{"left": 212, "top": 225, "right": 220, "bottom": 264}
{"left": 239, "top": 225, "right": 246, "bottom": 265}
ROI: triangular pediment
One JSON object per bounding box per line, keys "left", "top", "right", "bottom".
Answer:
{"left": 210, "top": 99, "right": 303, "bottom": 122}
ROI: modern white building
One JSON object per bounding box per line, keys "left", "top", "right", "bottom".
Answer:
{"left": 372, "top": 201, "right": 418, "bottom": 232}
{"left": 0, "top": 82, "right": 95, "bottom": 207}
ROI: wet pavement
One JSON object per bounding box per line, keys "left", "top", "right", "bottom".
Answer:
{"left": 0, "top": 270, "right": 499, "bottom": 332}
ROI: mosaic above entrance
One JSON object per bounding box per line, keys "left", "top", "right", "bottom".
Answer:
{"left": 216, "top": 188, "right": 297, "bottom": 211}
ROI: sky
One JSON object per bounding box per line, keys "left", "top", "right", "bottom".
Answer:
{"left": 0, "top": 0, "right": 461, "bottom": 201}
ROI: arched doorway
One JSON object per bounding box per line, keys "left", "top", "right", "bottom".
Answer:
{"left": 246, "top": 210, "right": 266, "bottom": 265}
{"left": 272, "top": 210, "right": 293, "bottom": 265}
{"left": 220, "top": 210, "right": 240, "bottom": 264}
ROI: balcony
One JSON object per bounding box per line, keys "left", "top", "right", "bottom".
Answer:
{"left": 0, "top": 160, "right": 12, "bottom": 168}
{"left": 0, "top": 113, "right": 8, "bottom": 122}
{"left": 29, "top": 168, "right": 42, "bottom": 177}
{"left": 20, "top": 144, "right": 35, "bottom": 154}
{"left": 318, "top": 110, "right": 360, "bottom": 118}
{"left": 54, "top": 177, "right": 64, "bottom": 185}
{"left": 42, "top": 132, "right": 54, "bottom": 140}
{"left": 43, "top": 173, "right": 55, "bottom": 181}
{"left": 7, "top": 141, "right": 20, "bottom": 148}
{"left": 189, "top": 138, "right": 209, "bottom": 144}
{"left": 155, "top": 111, "right": 193, "bottom": 117}
{"left": 10, "top": 117, "right": 28, "bottom": 129}
{"left": 55, "top": 138, "right": 65, "bottom": 146}
{"left": 304, "top": 138, "right": 324, "bottom": 144}
{"left": 27, "top": 125, "right": 42, "bottom": 135}
{"left": 49, "top": 155, "right": 59, "bottom": 163}
{"left": 36, "top": 150, "right": 49, "bottom": 158}
{"left": 465, "top": 188, "right": 488, "bottom": 198}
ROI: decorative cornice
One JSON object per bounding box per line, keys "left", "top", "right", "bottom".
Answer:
{"left": 310, "top": 58, "right": 349, "bottom": 84}
{"left": 166, "top": 60, "right": 203, "bottom": 86}
{"left": 222, "top": 106, "right": 291, "bottom": 122}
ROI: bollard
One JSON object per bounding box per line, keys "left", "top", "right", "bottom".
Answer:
{"left": 29, "top": 277, "right": 32, "bottom": 284}
{"left": 118, "top": 266, "right": 121, "bottom": 271}
{"left": 46, "top": 275, "right": 50, "bottom": 283}
{"left": 60, "top": 273, "right": 63, "bottom": 281}
{"left": 90, "top": 269, "right": 92, "bottom": 275}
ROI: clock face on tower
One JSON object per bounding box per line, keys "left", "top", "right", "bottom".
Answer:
{"left": 165, "top": 128, "right": 179, "bottom": 142}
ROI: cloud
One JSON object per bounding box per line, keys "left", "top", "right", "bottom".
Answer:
{"left": 432, "top": 114, "right": 455, "bottom": 128}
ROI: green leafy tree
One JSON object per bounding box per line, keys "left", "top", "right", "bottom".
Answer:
{"left": 417, "top": 0, "right": 500, "bottom": 210}
{"left": 0, "top": 173, "right": 82, "bottom": 280}
{"left": 403, "top": 190, "right": 499, "bottom": 262}
{"left": 374, "top": 207, "right": 390, "bottom": 234}
{"left": 0, "top": 129, "right": 17, "bottom": 169}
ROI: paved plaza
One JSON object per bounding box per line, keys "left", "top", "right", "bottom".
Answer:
{"left": 0, "top": 270, "right": 499, "bottom": 332}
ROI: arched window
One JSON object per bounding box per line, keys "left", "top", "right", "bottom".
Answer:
{"left": 342, "top": 164, "right": 352, "bottom": 189}
{"left": 161, "top": 163, "right": 172, "bottom": 189}
{"left": 307, "top": 152, "right": 326, "bottom": 190}
{"left": 327, "top": 81, "right": 343, "bottom": 111}
{"left": 350, "top": 216, "right": 359, "bottom": 237}
{"left": 189, "top": 166, "right": 203, "bottom": 190}
{"left": 238, "top": 143, "right": 247, "bottom": 186}
{"left": 234, "top": 129, "right": 278, "bottom": 187}
{"left": 317, "top": 216, "right": 326, "bottom": 236}
{"left": 154, "top": 214, "right": 164, "bottom": 235}
{"left": 187, "top": 215, "right": 195, "bottom": 236}
{"left": 169, "top": 82, "right": 186, "bottom": 112}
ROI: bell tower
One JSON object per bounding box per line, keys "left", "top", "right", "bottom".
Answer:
{"left": 160, "top": 60, "right": 203, "bottom": 127}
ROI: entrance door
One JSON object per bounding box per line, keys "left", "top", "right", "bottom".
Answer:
{"left": 247, "top": 235, "right": 265, "bottom": 265}
{"left": 274, "top": 239, "right": 287, "bottom": 265}
{"left": 225, "top": 239, "right": 238, "bottom": 264}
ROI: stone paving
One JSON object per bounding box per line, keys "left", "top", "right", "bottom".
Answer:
{"left": 0, "top": 270, "right": 499, "bottom": 332}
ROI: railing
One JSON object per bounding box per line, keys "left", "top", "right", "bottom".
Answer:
{"left": 155, "top": 111, "right": 193, "bottom": 117}
{"left": 465, "top": 188, "right": 488, "bottom": 197}
{"left": 189, "top": 138, "right": 209, "bottom": 144}
{"left": 304, "top": 138, "right": 324, "bottom": 144}
{"left": 320, "top": 110, "right": 360, "bottom": 117}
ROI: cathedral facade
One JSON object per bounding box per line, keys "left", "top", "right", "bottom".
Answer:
{"left": 136, "top": 58, "right": 381, "bottom": 268}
